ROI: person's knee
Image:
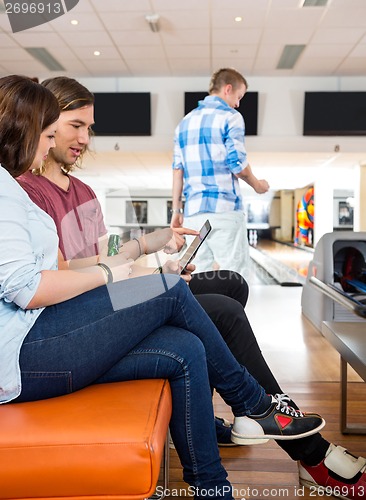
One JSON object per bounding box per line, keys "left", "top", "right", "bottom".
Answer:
{"left": 178, "top": 333, "right": 207, "bottom": 366}
{"left": 214, "top": 297, "right": 244, "bottom": 330}
{"left": 219, "top": 270, "right": 249, "bottom": 307}
{"left": 151, "top": 326, "right": 207, "bottom": 368}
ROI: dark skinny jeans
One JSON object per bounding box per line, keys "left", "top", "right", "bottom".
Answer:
{"left": 190, "top": 270, "right": 329, "bottom": 465}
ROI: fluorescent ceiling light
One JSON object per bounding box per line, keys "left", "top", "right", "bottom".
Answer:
{"left": 277, "top": 44, "right": 305, "bottom": 69}
{"left": 302, "top": 0, "right": 328, "bottom": 6}
{"left": 25, "top": 47, "right": 65, "bottom": 71}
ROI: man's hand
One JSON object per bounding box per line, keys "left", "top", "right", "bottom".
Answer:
{"left": 170, "top": 212, "right": 184, "bottom": 229}
{"left": 162, "top": 260, "right": 195, "bottom": 283}
{"left": 255, "top": 179, "right": 270, "bottom": 194}
{"left": 163, "top": 227, "right": 199, "bottom": 254}
{"left": 237, "top": 164, "right": 270, "bottom": 194}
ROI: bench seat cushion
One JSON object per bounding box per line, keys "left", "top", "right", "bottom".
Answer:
{"left": 0, "top": 379, "right": 171, "bottom": 500}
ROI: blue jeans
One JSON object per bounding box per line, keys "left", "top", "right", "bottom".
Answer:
{"left": 17, "top": 274, "right": 266, "bottom": 499}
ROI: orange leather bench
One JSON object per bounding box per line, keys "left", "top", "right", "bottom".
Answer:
{"left": 0, "top": 379, "right": 172, "bottom": 500}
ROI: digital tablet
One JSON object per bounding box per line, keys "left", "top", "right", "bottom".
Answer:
{"left": 179, "top": 220, "right": 211, "bottom": 274}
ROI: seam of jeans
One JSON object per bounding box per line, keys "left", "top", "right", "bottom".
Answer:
{"left": 127, "top": 348, "right": 199, "bottom": 478}
{"left": 20, "top": 370, "right": 73, "bottom": 395}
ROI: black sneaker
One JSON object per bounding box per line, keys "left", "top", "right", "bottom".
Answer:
{"left": 169, "top": 416, "right": 237, "bottom": 449}
{"left": 231, "top": 394, "right": 326, "bottom": 445}
{"left": 214, "top": 416, "right": 238, "bottom": 447}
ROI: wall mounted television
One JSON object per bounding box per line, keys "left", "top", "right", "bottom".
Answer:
{"left": 92, "top": 92, "right": 151, "bottom": 136}
{"left": 304, "top": 92, "right": 366, "bottom": 136}
{"left": 184, "top": 91, "right": 258, "bottom": 135}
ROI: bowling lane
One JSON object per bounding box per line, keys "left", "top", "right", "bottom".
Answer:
{"left": 249, "top": 239, "right": 314, "bottom": 285}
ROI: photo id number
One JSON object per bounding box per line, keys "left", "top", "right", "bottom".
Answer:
{"left": 5, "top": 2, "right": 62, "bottom": 15}
{"left": 309, "top": 485, "right": 364, "bottom": 496}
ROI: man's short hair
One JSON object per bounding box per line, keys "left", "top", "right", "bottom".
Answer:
{"left": 209, "top": 68, "right": 248, "bottom": 94}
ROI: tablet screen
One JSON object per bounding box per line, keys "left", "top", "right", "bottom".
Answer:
{"left": 179, "top": 220, "right": 211, "bottom": 274}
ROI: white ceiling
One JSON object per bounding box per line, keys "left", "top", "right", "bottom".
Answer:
{"left": 1, "top": 0, "right": 366, "bottom": 78}
{"left": 1, "top": 0, "right": 366, "bottom": 192}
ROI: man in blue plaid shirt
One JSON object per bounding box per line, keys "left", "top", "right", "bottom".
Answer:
{"left": 171, "top": 68, "right": 269, "bottom": 279}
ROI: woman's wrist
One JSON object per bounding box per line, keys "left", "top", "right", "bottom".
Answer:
{"left": 132, "top": 237, "right": 142, "bottom": 257}
{"left": 97, "top": 262, "right": 113, "bottom": 284}
{"left": 140, "top": 235, "right": 147, "bottom": 255}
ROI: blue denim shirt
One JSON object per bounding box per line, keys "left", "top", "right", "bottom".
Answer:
{"left": 0, "top": 166, "right": 58, "bottom": 403}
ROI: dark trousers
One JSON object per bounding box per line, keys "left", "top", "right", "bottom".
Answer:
{"left": 190, "top": 271, "right": 329, "bottom": 464}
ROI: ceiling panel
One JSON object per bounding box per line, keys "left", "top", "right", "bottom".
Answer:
{"left": 1, "top": 0, "right": 364, "bottom": 79}
{"left": 311, "top": 27, "right": 365, "bottom": 44}
{"left": 53, "top": 12, "right": 106, "bottom": 31}
{"left": 58, "top": 30, "right": 113, "bottom": 47}
{"left": 169, "top": 58, "right": 211, "bottom": 76}
{"left": 121, "top": 45, "right": 166, "bottom": 59}
{"left": 90, "top": 0, "right": 151, "bottom": 12}
{"left": 305, "top": 43, "right": 355, "bottom": 58}
{"left": 212, "top": 28, "right": 262, "bottom": 45}
{"left": 97, "top": 12, "right": 149, "bottom": 31}
{"left": 11, "top": 32, "right": 65, "bottom": 47}
{"left": 153, "top": 0, "right": 210, "bottom": 11}
{"left": 0, "top": 0, "right": 365, "bottom": 192}
{"left": 72, "top": 46, "right": 122, "bottom": 60}
{"left": 160, "top": 29, "right": 209, "bottom": 46}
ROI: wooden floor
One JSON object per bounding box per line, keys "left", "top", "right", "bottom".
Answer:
{"left": 163, "top": 284, "right": 366, "bottom": 499}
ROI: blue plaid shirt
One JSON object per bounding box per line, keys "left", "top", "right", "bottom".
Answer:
{"left": 173, "top": 95, "right": 248, "bottom": 217}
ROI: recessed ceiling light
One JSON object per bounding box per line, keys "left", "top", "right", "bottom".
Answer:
{"left": 235, "top": 16, "right": 242, "bottom": 22}
{"left": 70, "top": 19, "right": 78, "bottom": 25}
{"left": 94, "top": 51, "right": 101, "bottom": 56}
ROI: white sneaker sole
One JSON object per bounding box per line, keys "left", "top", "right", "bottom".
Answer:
{"left": 231, "top": 418, "right": 326, "bottom": 445}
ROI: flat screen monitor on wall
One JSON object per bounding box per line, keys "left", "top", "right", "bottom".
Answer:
{"left": 304, "top": 92, "right": 366, "bottom": 136}
{"left": 93, "top": 92, "right": 151, "bottom": 136}
{"left": 184, "top": 91, "right": 258, "bottom": 135}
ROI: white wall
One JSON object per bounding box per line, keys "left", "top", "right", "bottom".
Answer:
{"left": 78, "top": 74, "right": 366, "bottom": 154}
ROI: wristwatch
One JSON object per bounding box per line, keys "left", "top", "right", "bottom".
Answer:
{"left": 171, "top": 208, "right": 183, "bottom": 214}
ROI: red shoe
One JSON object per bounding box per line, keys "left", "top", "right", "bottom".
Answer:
{"left": 299, "top": 444, "right": 366, "bottom": 499}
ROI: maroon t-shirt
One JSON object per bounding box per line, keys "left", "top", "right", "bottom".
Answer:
{"left": 18, "top": 171, "right": 107, "bottom": 260}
